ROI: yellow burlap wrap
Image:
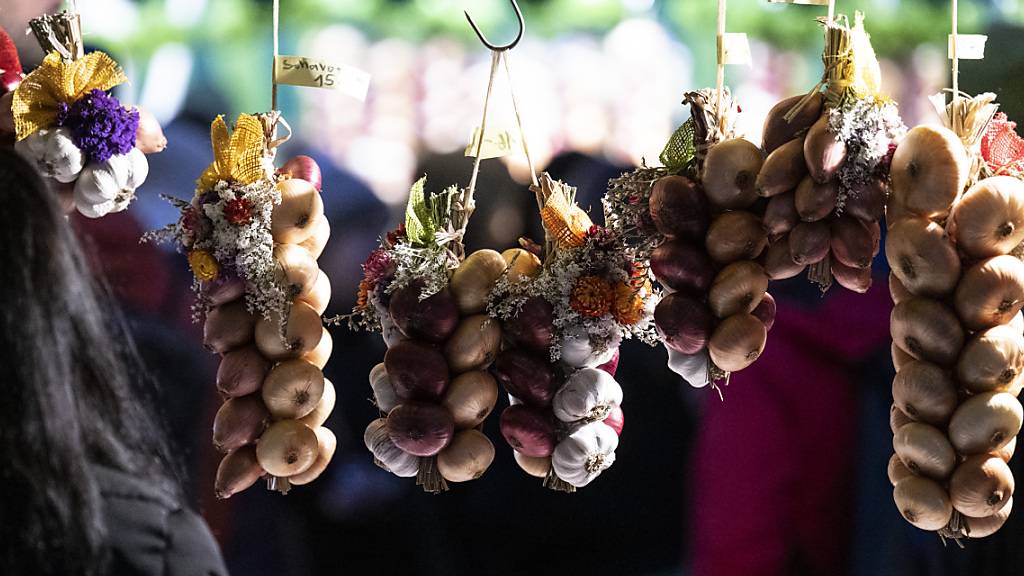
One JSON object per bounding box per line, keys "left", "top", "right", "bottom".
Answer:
{"left": 197, "top": 114, "right": 267, "bottom": 192}
{"left": 540, "top": 185, "right": 593, "bottom": 249}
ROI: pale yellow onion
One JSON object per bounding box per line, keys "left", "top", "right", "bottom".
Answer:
{"left": 890, "top": 404, "right": 914, "bottom": 433}
{"left": 892, "top": 342, "right": 914, "bottom": 372}
{"left": 303, "top": 327, "right": 333, "bottom": 370}
{"left": 274, "top": 243, "right": 319, "bottom": 298}
{"left": 700, "top": 138, "right": 763, "bottom": 209}
{"left": 949, "top": 454, "right": 1014, "bottom": 518}
{"left": 443, "top": 315, "right": 502, "bottom": 373}
{"left": 893, "top": 475, "right": 954, "bottom": 531}
{"left": 965, "top": 497, "right": 1013, "bottom": 538}
{"left": 948, "top": 391, "right": 1023, "bottom": 455}
{"left": 1011, "top": 311, "right": 1024, "bottom": 333}
{"left": 889, "top": 273, "right": 912, "bottom": 305}
{"left": 708, "top": 261, "right": 769, "bottom": 319}
{"left": 708, "top": 313, "right": 768, "bottom": 373}
{"left": 299, "top": 216, "right": 331, "bottom": 259}
{"left": 956, "top": 324, "right": 1024, "bottom": 394}
{"left": 299, "top": 378, "right": 336, "bottom": 428}
{"left": 884, "top": 216, "right": 961, "bottom": 297}
{"left": 255, "top": 300, "right": 324, "bottom": 361}
{"left": 299, "top": 271, "right": 331, "bottom": 315}
{"left": 892, "top": 360, "right": 958, "bottom": 425}
{"left": 502, "top": 248, "right": 542, "bottom": 282}
{"left": 449, "top": 249, "right": 507, "bottom": 314}
{"left": 950, "top": 176, "right": 1024, "bottom": 259}
{"left": 954, "top": 255, "right": 1024, "bottom": 330}
{"left": 289, "top": 426, "right": 337, "bottom": 486}
{"left": 261, "top": 359, "right": 325, "bottom": 420}
{"left": 271, "top": 178, "right": 324, "bottom": 244}
{"left": 440, "top": 371, "right": 498, "bottom": 430}
{"left": 888, "top": 452, "right": 915, "bottom": 486}
{"left": 255, "top": 419, "right": 319, "bottom": 477}
{"left": 437, "top": 429, "right": 495, "bottom": 482}
{"left": 890, "top": 298, "right": 964, "bottom": 367}
{"left": 893, "top": 422, "right": 956, "bottom": 479}
{"left": 514, "top": 451, "right": 552, "bottom": 479}
{"left": 890, "top": 125, "right": 969, "bottom": 219}
{"left": 996, "top": 436, "right": 1017, "bottom": 462}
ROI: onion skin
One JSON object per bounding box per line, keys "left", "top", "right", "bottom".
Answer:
{"left": 948, "top": 391, "right": 1023, "bottom": 455}
{"left": 788, "top": 220, "right": 830, "bottom": 265}
{"left": 966, "top": 497, "right": 1013, "bottom": 538}
{"left": 603, "top": 405, "right": 625, "bottom": 436}
{"left": 708, "top": 313, "right": 768, "bottom": 373}
{"left": 795, "top": 176, "right": 838, "bottom": 222}
{"left": 890, "top": 404, "right": 914, "bottom": 433}
{"left": 262, "top": 359, "right": 326, "bottom": 420}
{"left": 597, "top": 349, "right": 620, "bottom": 377}
{"left": 274, "top": 243, "right": 319, "bottom": 298}
{"left": 762, "top": 93, "right": 823, "bottom": 154}
{"left": 499, "top": 404, "right": 557, "bottom": 457}
{"left": 443, "top": 314, "right": 502, "bottom": 373}
{"left": 217, "top": 345, "right": 272, "bottom": 398}
{"left": 955, "top": 255, "right": 1024, "bottom": 331}
{"left": 667, "top": 348, "right": 710, "bottom": 388}
{"left": 889, "top": 273, "right": 912, "bottom": 305}
{"left": 203, "top": 300, "right": 256, "bottom": 354}
{"left": 212, "top": 394, "right": 270, "bottom": 453}
{"left": 956, "top": 325, "right": 1024, "bottom": 394}
{"left": 804, "top": 113, "right": 847, "bottom": 184}
{"left": 649, "top": 175, "right": 710, "bottom": 242}
{"left": 384, "top": 340, "right": 450, "bottom": 402}
{"left": 890, "top": 125, "right": 969, "bottom": 219}
{"left": 256, "top": 419, "right": 319, "bottom": 477}
{"left": 705, "top": 211, "right": 768, "bottom": 264}
{"left": 504, "top": 296, "right": 556, "bottom": 352}
{"left": 299, "top": 271, "right": 331, "bottom": 315}
{"left": 299, "top": 378, "right": 336, "bottom": 428}
{"left": 134, "top": 107, "right": 167, "bottom": 154}
{"left": 514, "top": 451, "right": 552, "bottom": 478}
{"left": 831, "top": 259, "right": 872, "bottom": 293}
{"left": 950, "top": 454, "right": 1014, "bottom": 518}
{"left": 831, "top": 216, "right": 875, "bottom": 269}
{"left": 492, "top": 349, "right": 558, "bottom": 407}
{"left": 893, "top": 422, "right": 956, "bottom": 479}
{"left": 950, "top": 176, "right": 1024, "bottom": 259}
{"left": 254, "top": 300, "right": 324, "bottom": 361}
{"left": 654, "top": 293, "right": 714, "bottom": 355}
{"left": 303, "top": 327, "right": 333, "bottom": 370}
{"left": 892, "top": 342, "right": 914, "bottom": 372}
{"left": 449, "top": 249, "right": 507, "bottom": 314}
{"left": 890, "top": 298, "right": 964, "bottom": 367}
{"left": 650, "top": 239, "right": 715, "bottom": 295}
{"left": 502, "top": 248, "right": 542, "bottom": 282}
{"left": 388, "top": 283, "right": 459, "bottom": 343}
{"left": 763, "top": 235, "right": 806, "bottom": 280}
{"left": 386, "top": 402, "right": 455, "bottom": 457}
{"left": 279, "top": 155, "right": 323, "bottom": 192}
{"left": 288, "top": 426, "right": 337, "bottom": 486}
{"left": 764, "top": 191, "right": 800, "bottom": 240}
{"left": 756, "top": 137, "right": 807, "bottom": 198}
{"left": 997, "top": 436, "right": 1018, "bottom": 462}
{"left": 203, "top": 275, "right": 246, "bottom": 307}
{"left": 271, "top": 178, "right": 324, "bottom": 245}
{"left": 215, "top": 445, "right": 264, "bottom": 499}
{"left": 893, "top": 475, "right": 954, "bottom": 531}
{"left": 701, "top": 138, "right": 764, "bottom": 209}
{"left": 888, "top": 453, "right": 914, "bottom": 486}
{"left": 441, "top": 371, "right": 499, "bottom": 430}
{"left": 752, "top": 292, "right": 777, "bottom": 331}
{"left": 299, "top": 216, "right": 331, "bottom": 260}
{"left": 708, "top": 261, "right": 769, "bottom": 318}
{"left": 885, "top": 217, "right": 961, "bottom": 297}
{"left": 364, "top": 418, "right": 419, "bottom": 477}
{"left": 892, "top": 360, "right": 957, "bottom": 425}
{"left": 437, "top": 429, "right": 495, "bottom": 482}
{"left": 844, "top": 177, "right": 887, "bottom": 222}
{"left": 369, "top": 362, "right": 399, "bottom": 413}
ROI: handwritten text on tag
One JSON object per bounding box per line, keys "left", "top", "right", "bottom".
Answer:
{"left": 465, "top": 127, "right": 515, "bottom": 159}
{"left": 274, "top": 55, "right": 371, "bottom": 101}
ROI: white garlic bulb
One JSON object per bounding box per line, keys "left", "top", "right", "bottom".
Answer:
{"left": 373, "top": 293, "right": 404, "bottom": 348}
{"left": 552, "top": 368, "right": 623, "bottom": 423}
{"left": 667, "top": 348, "right": 710, "bottom": 388}
{"left": 559, "top": 327, "right": 621, "bottom": 368}
{"left": 369, "top": 362, "right": 399, "bottom": 414}
{"left": 364, "top": 418, "right": 419, "bottom": 478}
{"left": 73, "top": 148, "right": 149, "bottom": 218}
{"left": 15, "top": 127, "right": 84, "bottom": 183}
{"left": 551, "top": 421, "right": 618, "bottom": 488}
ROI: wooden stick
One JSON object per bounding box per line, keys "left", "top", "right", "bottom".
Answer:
{"left": 951, "top": 0, "right": 959, "bottom": 133}
{"left": 272, "top": 0, "right": 280, "bottom": 112}
{"left": 715, "top": 0, "right": 726, "bottom": 124}
{"left": 827, "top": 0, "right": 835, "bottom": 25}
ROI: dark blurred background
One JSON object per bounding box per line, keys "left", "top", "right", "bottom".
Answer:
{"left": 5, "top": 0, "right": 1024, "bottom": 574}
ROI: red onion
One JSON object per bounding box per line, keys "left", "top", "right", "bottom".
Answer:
{"left": 654, "top": 293, "right": 714, "bottom": 354}
{"left": 831, "top": 216, "right": 875, "bottom": 269}
{"left": 764, "top": 190, "right": 799, "bottom": 240}
{"left": 789, "top": 220, "right": 830, "bottom": 265}
{"left": 500, "top": 405, "right": 557, "bottom": 457}
{"left": 752, "top": 292, "right": 777, "bottom": 331}
{"left": 279, "top": 155, "right": 323, "bottom": 191}
{"left": 203, "top": 300, "right": 256, "bottom": 354}
{"left": 602, "top": 405, "right": 625, "bottom": 436}
{"left": 389, "top": 282, "right": 459, "bottom": 343}
{"left": 216, "top": 345, "right": 272, "bottom": 398}
{"left": 492, "top": 349, "right": 559, "bottom": 407}
{"left": 212, "top": 394, "right": 269, "bottom": 453}
{"left": 386, "top": 402, "right": 455, "bottom": 457}
{"left": 650, "top": 239, "right": 714, "bottom": 295}
{"left": 384, "top": 340, "right": 450, "bottom": 401}
{"left": 505, "top": 296, "right": 556, "bottom": 352}
{"left": 844, "top": 176, "right": 886, "bottom": 222}
{"left": 649, "top": 175, "right": 710, "bottom": 242}
{"left": 203, "top": 274, "right": 246, "bottom": 307}
{"left": 597, "top": 348, "right": 620, "bottom": 377}
{"left": 763, "top": 234, "right": 806, "bottom": 280}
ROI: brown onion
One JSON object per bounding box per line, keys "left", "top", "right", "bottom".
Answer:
{"left": 705, "top": 210, "right": 768, "bottom": 264}
{"left": 708, "top": 313, "right": 768, "bottom": 372}
{"left": 762, "top": 93, "right": 823, "bottom": 154}
{"left": 831, "top": 216, "right": 875, "bottom": 269}
{"left": 764, "top": 190, "right": 799, "bottom": 240}
{"left": 891, "top": 342, "right": 914, "bottom": 372}
{"left": 262, "top": 359, "right": 325, "bottom": 420}
{"left": 893, "top": 422, "right": 956, "bottom": 479}
{"left": 299, "top": 271, "right": 331, "bottom": 315}
{"left": 950, "top": 454, "right": 1014, "bottom": 518}
{"left": 957, "top": 324, "right": 1024, "bottom": 394}
{"left": 763, "top": 235, "right": 806, "bottom": 280}
{"left": 504, "top": 296, "right": 556, "bottom": 352}
{"left": 254, "top": 300, "right": 324, "bottom": 361}
{"left": 889, "top": 273, "right": 912, "bottom": 304}
{"left": 256, "top": 419, "right": 319, "bottom": 477}
{"left": 654, "top": 293, "right": 714, "bottom": 355}
{"left": 441, "top": 371, "right": 499, "bottom": 430}
{"left": 388, "top": 283, "right": 459, "bottom": 343}
{"left": 386, "top": 402, "right": 455, "bottom": 457}
{"left": 803, "top": 113, "right": 847, "bottom": 184}
{"left": 951, "top": 176, "right": 1024, "bottom": 259}
{"left": 299, "top": 378, "right": 336, "bottom": 428}
{"left": 890, "top": 125, "right": 969, "bottom": 219}
{"left": 997, "top": 436, "right": 1018, "bottom": 462}
{"left": 890, "top": 298, "right": 964, "bottom": 367}
{"left": 289, "top": 426, "right": 337, "bottom": 486}
{"left": 890, "top": 404, "right": 914, "bottom": 433}
{"left": 888, "top": 453, "right": 915, "bottom": 486}
{"left": 384, "top": 340, "right": 450, "bottom": 401}
{"left": 844, "top": 176, "right": 887, "bottom": 222}
{"left": 449, "top": 249, "right": 507, "bottom": 314}
{"left": 271, "top": 178, "right": 324, "bottom": 244}
{"left": 650, "top": 239, "right": 715, "bottom": 295}
{"left": 513, "top": 451, "right": 552, "bottom": 478}
{"left": 948, "top": 391, "right": 1023, "bottom": 455}
{"left": 203, "top": 300, "right": 256, "bottom": 354}
{"left": 955, "top": 255, "right": 1024, "bottom": 330}
{"left": 965, "top": 497, "right": 1013, "bottom": 538}
{"left": 437, "top": 429, "right": 495, "bottom": 482}
{"left": 756, "top": 137, "right": 807, "bottom": 197}
{"left": 215, "top": 445, "right": 264, "bottom": 499}
{"left": 752, "top": 292, "right": 776, "bottom": 332}
{"left": 299, "top": 216, "right": 331, "bottom": 260}
{"left": 708, "top": 261, "right": 768, "bottom": 318}
{"left": 217, "top": 345, "right": 272, "bottom": 398}
{"left": 303, "top": 327, "right": 333, "bottom": 370}
{"left": 274, "top": 243, "right": 319, "bottom": 298}
{"left": 795, "top": 175, "right": 838, "bottom": 221}
{"left": 492, "top": 349, "right": 558, "bottom": 407}
{"left": 649, "top": 175, "right": 710, "bottom": 241}
{"left": 885, "top": 216, "right": 961, "bottom": 297}
{"left": 500, "top": 404, "right": 557, "bottom": 457}
{"left": 213, "top": 394, "right": 270, "bottom": 453}
{"left": 831, "top": 259, "right": 872, "bottom": 293}
{"left": 893, "top": 475, "right": 953, "bottom": 531}
{"left": 701, "top": 138, "right": 763, "bottom": 209}
{"left": 443, "top": 314, "right": 502, "bottom": 373}
{"left": 892, "top": 360, "right": 957, "bottom": 425}
{"left": 788, "top": 220, "right": 830, "bottom": 265}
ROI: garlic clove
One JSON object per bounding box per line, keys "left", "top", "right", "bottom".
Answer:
{"left": 125, "top": 147, "right": 150, "bottom": 190}
{"left": 666, "top": 348, "right": 710, "bottom": 388}
{"left": 46, "top": 128, "right": 85, "bottom": 183}
{"left": 74, "top": 194, "right": 116, "bottom": 219}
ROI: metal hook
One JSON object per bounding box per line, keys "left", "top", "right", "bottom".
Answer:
{"left": 464, "top": 0, "right": 525, "bottom": 52}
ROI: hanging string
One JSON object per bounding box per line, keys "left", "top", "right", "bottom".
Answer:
{"left": 272, "top": 0, "right": 280, "bottom": 112}
{"left": 715, "top": 0, "right": 726, "bottom": 124}
{"left": 827, "top": 0, "right": 836, "bottom": 25}
{"left": 502, "top": 52, "right": 539, "bottom": 189}
{"left": 950, "top": 0, "right": 960, "bottom": 134}
{"left": 464, "top": 50, "right": 502, "bottom": 228}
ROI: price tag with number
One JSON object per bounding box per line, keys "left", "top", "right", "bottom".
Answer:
{"left": 273, "top": 55, "right": 371, "bottom": 101}
{"left": 465, "top": 127, "right": 516, "bottom": 159}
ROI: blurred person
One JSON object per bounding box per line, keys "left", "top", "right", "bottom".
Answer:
{"left": 0, "top": 148, "right": 228, "bottom": 576}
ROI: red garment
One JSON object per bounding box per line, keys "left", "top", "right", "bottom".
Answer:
{"left": 690, "top": 277, "right": 892, "bottom": 576}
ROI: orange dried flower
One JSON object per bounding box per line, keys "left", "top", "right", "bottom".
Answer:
{"left": 570, "top": 275, "right": 613, "bottom": 317}
{"left": 612, "top": 282, "right": 644, "bottom": 325}
{"left": 356, "top": 279, "right": 371, "bottom": 308}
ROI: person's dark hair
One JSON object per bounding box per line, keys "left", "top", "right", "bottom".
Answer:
{"left": 0, "top": 148, "right": 179, "bottom": 575}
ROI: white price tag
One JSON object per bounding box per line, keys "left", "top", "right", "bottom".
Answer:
{"left": 948, "top": 35, "right": 987, "bottom": 60}
{"left": 464, "top": 127, "right": 516, "bottom": 159}
{"left": 719, "top": 33, "right": 752, "bottom": 66}
{"left": 274, "top": 55, "right": 371, "bottom": 101}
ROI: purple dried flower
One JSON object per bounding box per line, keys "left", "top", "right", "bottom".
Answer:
{"left": 362, "top": 248, "right": 393, "bottom": 289}
{"left": 58, "top": 89, "right": 139, "bottom": 163}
